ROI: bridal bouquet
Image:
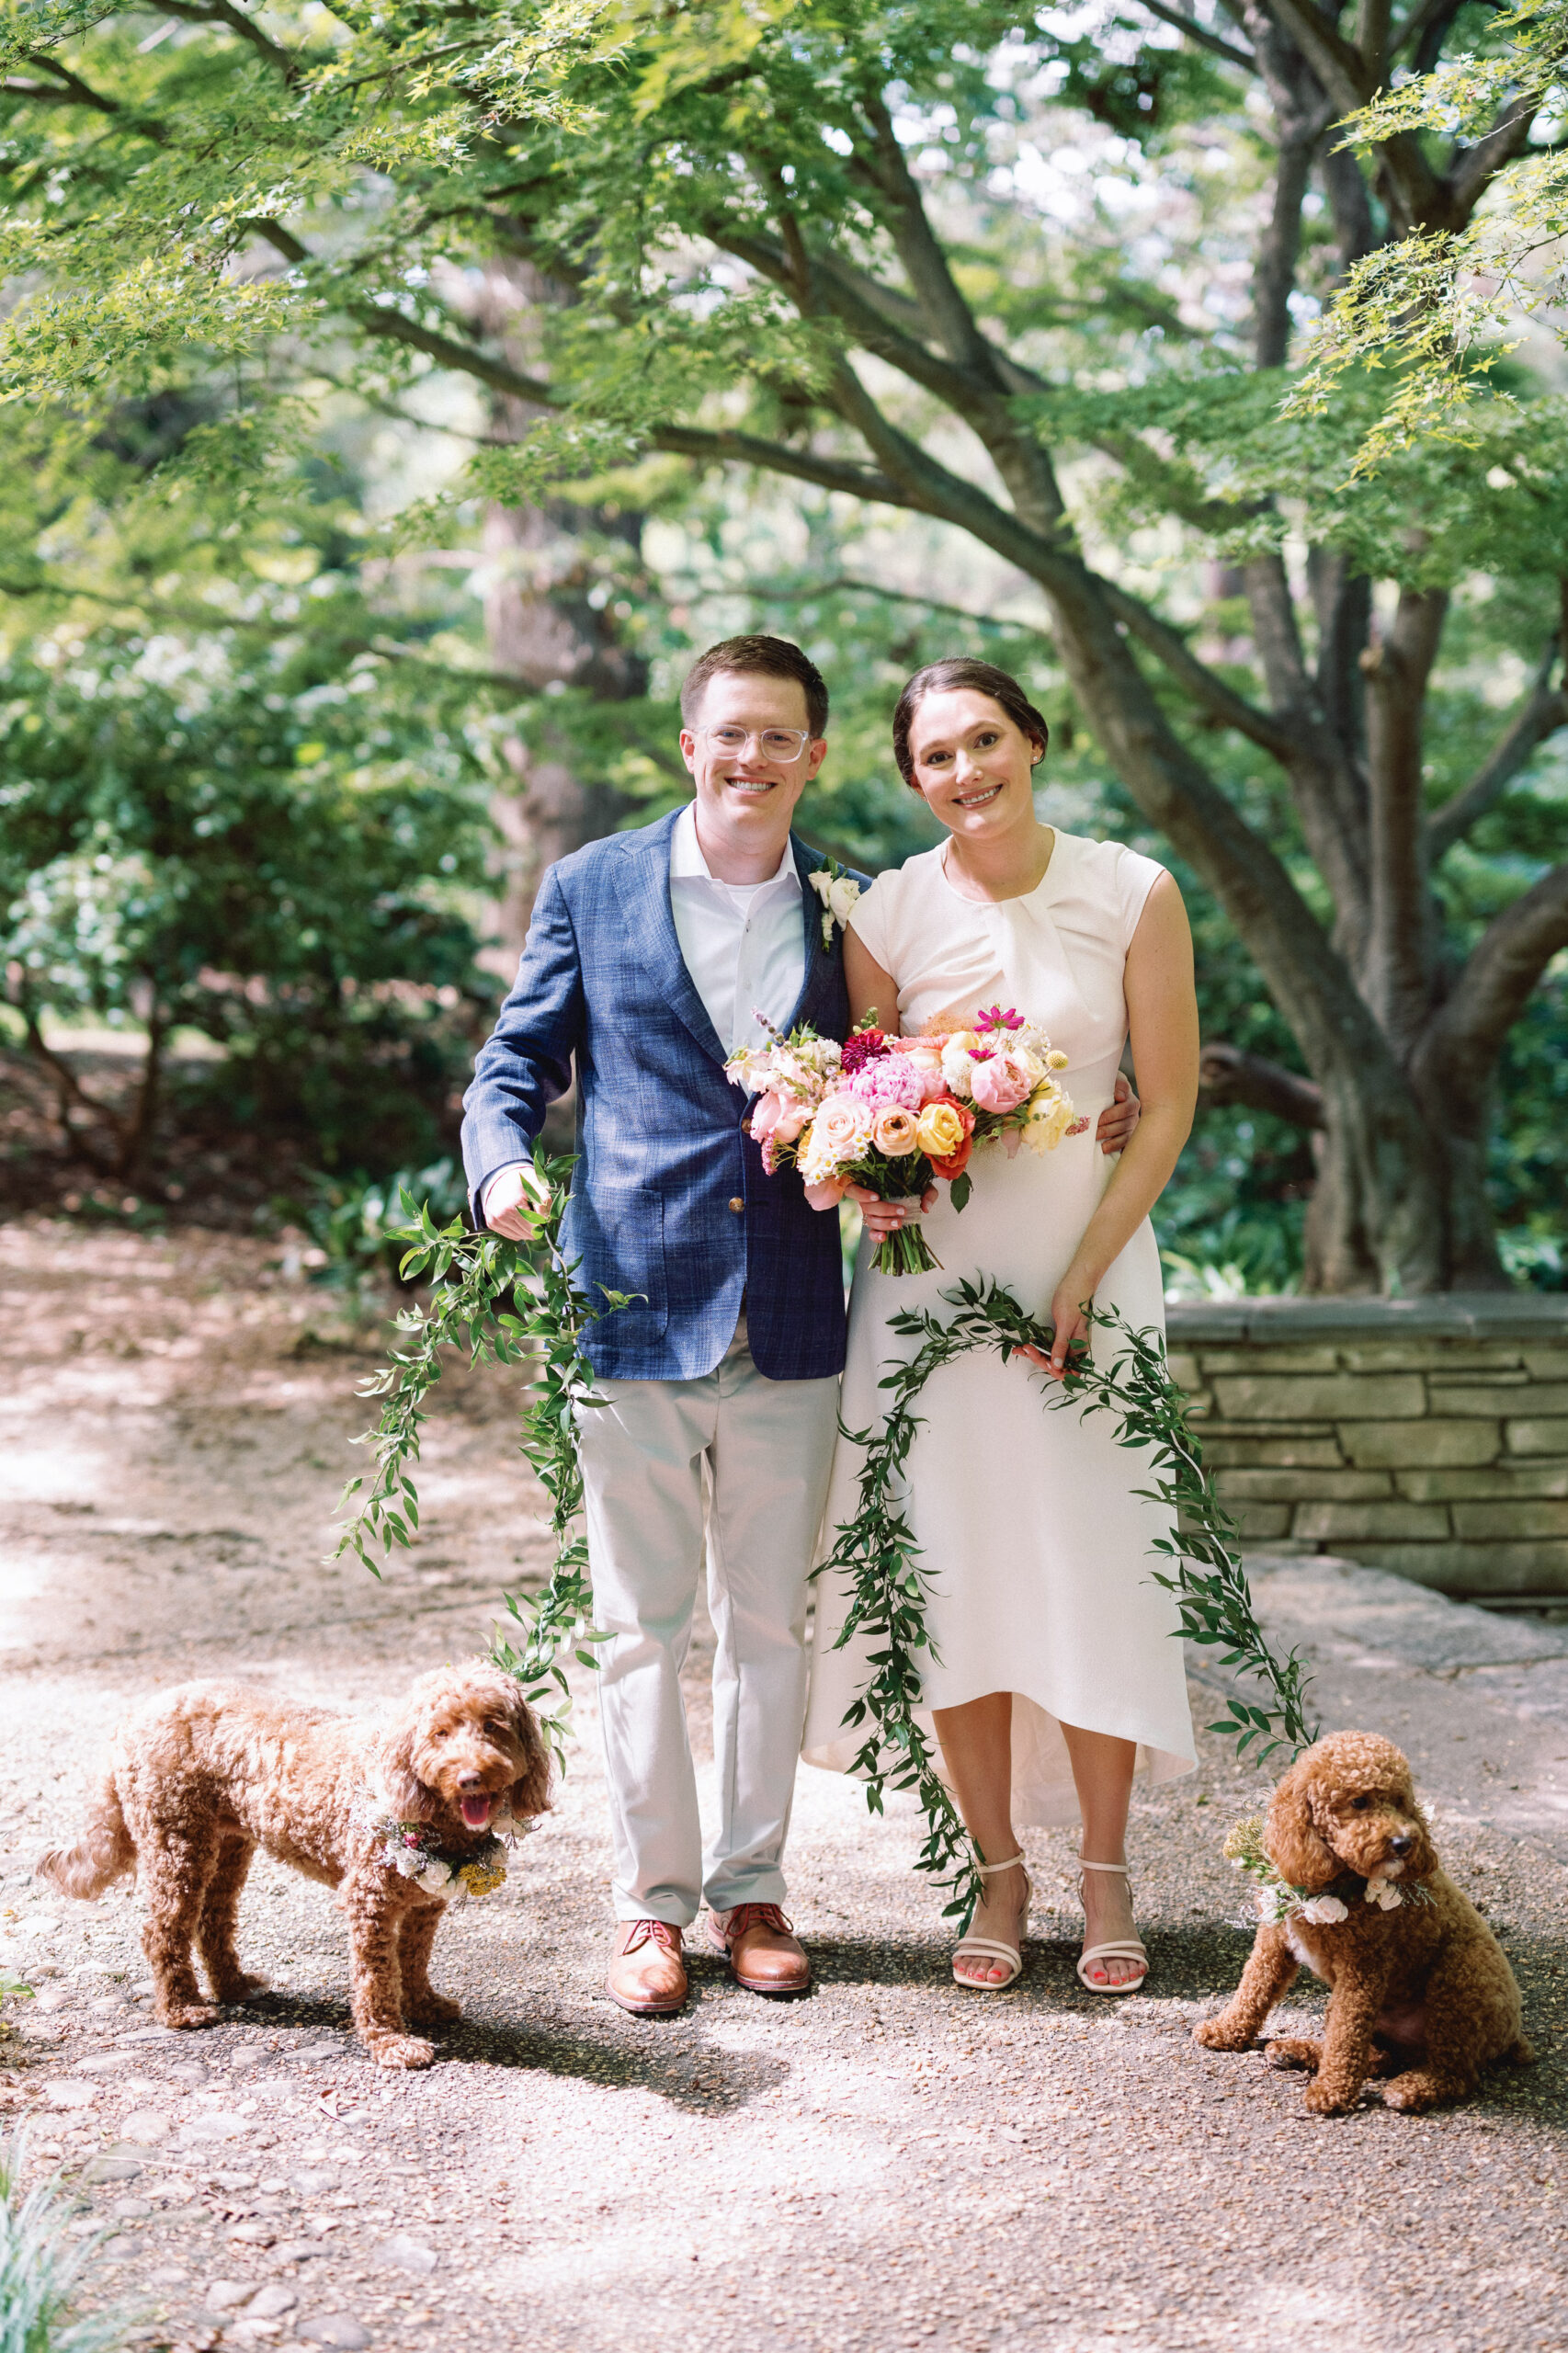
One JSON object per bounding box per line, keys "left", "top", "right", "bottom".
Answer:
{"left": 725, "top": 1005, "right": 1075, "bottom": 1276}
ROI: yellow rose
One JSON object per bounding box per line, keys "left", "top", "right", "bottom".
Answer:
{"left": 915, "top": 1100, "right": 966, "bottom": 1159}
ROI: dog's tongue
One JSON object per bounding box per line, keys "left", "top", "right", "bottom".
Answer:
{"left": 460, "top": 1795, "right": 494, "bottom": 1830}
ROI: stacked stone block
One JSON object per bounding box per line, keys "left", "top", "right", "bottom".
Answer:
{"left": 1164, "top": 1294, "right": 1568, "bottom": 1597}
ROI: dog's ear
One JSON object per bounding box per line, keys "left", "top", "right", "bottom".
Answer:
{"left": 380, "top": 1711, "right": 441, "bottom": 1824}
{"left": 501, "top": 1679, "right": 552, "bottom": 1821}
{"left": 1264, "top": 1756, "right": 1338, "bottom": 1890}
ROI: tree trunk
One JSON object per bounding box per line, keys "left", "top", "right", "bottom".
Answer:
{"left": 475, "top": 261, "right": 649, "bottom": 965}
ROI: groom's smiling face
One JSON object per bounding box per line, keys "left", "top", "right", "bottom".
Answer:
{"left": 679, "top": 669, "right": 827, "bottom": 846}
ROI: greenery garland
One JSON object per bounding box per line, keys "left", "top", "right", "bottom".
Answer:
{"left": 333, "top": 1154, "right": 614, "bottom": 1768}
{"left": 819, "top": 1277, "right": 1320, "bottom": 1925}
{"left": 337, "top": 1178, "right": 1318, "bottom": 1918}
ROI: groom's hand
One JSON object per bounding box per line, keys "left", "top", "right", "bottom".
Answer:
{"left": 483, "top": 1162, "right": 552, "bottom": 1242}
{"left": 1096, "top": 1072, "right": 1140, "bottom": 1154}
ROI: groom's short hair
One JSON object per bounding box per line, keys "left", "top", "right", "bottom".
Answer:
{"left": 680, "top": 635, "right": 828, "bottom": 738}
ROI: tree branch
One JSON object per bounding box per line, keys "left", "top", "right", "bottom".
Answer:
{"left": 653, "top": 423, "right": 918, "bottom": 508}
{"left": 2, "top": 64, "right": 118, "bottom": 113}
{"left": 1098, "top": 579, "right": 1301, "bottom": 761}
{"left": 1426, "top": 650, "right": 1568, "bottom": 860}
{"left": 152, "top": 0, "right": 297, "bottom": 83}
{"left": 1199, "top": 1040, "right": 1325, "bottom": 1126}
{"left": 1137, "top": 0, "right": 1258, "bottom": 68}
{"left": 1413, "top": 860, "right": 1568, "bottom": 1129}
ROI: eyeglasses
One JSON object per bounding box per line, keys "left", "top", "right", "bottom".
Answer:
{"left": 697, "top": 724, "right": 813, "bottom": 763}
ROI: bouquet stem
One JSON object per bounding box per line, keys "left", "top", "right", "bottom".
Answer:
{"left": 872, "top": 1222, "right": 942, "bottom": 1277}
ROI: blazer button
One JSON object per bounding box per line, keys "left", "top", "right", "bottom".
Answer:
{"left": 728, "top": 1197, "right": 744, "bottom": 1213}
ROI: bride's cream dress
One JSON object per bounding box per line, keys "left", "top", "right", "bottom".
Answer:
{"left": 801, "top": 829, "right": 1197, "bottom": 1824}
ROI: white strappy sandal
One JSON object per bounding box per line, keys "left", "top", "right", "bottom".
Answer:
{"left": 1076, "top": 1858, "right": 1148, "bottom": 1995}
{"left": 952, "top": 1852, "right": 1031, "bottom": 1990}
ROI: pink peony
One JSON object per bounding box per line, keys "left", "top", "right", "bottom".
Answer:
{"left": 846, "top": 1058, "right": 926, "bottom": 1113}
{"left": 888, "top": 1039, "right": 949, "bottom": 1101}
{"left": 970, "top": 1051, "right": 1032, "bottom": 1114}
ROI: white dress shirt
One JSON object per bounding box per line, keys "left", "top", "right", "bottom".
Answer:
{"left": 481, "top": 805, "right": 806, "bottom": 1226}
{"left": 666, "top": 801, "right": 805, "bottom": 1057}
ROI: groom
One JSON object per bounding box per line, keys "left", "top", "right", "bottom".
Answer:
{"left": 462, "top": 634, "right": 1139, "bottom": 2016}
{"left": 462, "top": 636, "right": 859, "bottom": 2014}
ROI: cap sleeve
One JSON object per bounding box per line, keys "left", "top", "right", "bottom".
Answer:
{"left": 846, "top": 870, "right": 897, "bottom": 972}
{"left": 1115, "top": 845, "right": 1167, "bottom": 956}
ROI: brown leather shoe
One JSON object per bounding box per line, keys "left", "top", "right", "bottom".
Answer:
{"left": 709, "top": 1903, "right": 811, "bottom": 1996}
{"left": 606, "top": 1920, "right": 687, "bottom": 2017}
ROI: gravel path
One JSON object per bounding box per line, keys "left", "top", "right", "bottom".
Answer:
{"left": 2, "top": 1219, "right": 1564, "bottom": 2353}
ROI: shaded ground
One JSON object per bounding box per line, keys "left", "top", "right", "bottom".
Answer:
{"left": 2, "top": 1217, "right": 1565, "bottom": 2353}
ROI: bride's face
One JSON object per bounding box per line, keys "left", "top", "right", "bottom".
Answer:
{"left": 905, "top": 689, "right": 1041, "bottom": 839}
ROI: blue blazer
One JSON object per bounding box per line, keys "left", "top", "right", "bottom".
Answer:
{"left": 460, "top": 807, "right": 866, "bottom": 1382}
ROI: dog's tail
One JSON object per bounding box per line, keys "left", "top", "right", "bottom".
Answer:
{"left": 37, "top": 1771, "right": 136, "bottom": 1900}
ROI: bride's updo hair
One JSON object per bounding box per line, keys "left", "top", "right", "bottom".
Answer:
{"left": 892, "top": 658, "right": 1050, "bottom": 790}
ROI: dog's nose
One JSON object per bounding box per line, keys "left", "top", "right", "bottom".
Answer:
{"left": 1390, "top": 1834, "right": 1413, "bottom": 1855}
{"left": 458, "top": 1772, "right": 484, "bottom": 1791}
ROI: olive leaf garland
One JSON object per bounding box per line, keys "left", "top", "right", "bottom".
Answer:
{"left": 332, "top": 1154, "right": 615, "bottom": 1769}
{"left": 819, "top": 1277, "right": 1319, "bottom": 1926}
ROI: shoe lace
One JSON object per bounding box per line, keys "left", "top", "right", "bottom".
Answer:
{"left": 623, "top": 1919, "right": 683, "bottom": 1956}
{"left": 722, "top": 1903, "right": 793, "bottom": 1940}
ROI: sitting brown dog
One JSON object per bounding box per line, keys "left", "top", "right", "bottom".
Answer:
{"left": 39, "top": 1660, "right": 550, "bottom": 2068}
{"left": 1194, "top": 1730, "right": 1530, "bottom": 2113}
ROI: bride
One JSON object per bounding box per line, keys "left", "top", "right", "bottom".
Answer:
{"left": 801, "top": 659, "right": 1200, "bottom": 1994}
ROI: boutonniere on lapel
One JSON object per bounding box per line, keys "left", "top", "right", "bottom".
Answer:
{"left": 808, "top": 858, "right": 860, "bottom": 950}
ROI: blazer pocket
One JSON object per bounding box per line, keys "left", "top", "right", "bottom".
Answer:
{"left": 569, "top": 1184, "right": 668, "bottom": 1343}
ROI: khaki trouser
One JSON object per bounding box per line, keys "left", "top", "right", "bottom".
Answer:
{"left": 574, "top": 1318, "right": 840, "bottom": 1925}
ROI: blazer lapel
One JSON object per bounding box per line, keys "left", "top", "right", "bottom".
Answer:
{"left": 623, "top": 809, "right": 728, "bottom": 1068}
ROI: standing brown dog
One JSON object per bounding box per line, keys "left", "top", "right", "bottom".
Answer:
{"left": 1194, "top": 1731, "right": 1530, "bottom": 2113}
{"left": 39, "top": 1661, "right": 551, "bottom": 2068}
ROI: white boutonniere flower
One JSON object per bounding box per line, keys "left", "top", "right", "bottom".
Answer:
{"left": 808, "top": 858, "right": 860, "bottom": 949}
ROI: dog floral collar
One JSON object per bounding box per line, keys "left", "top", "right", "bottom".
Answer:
{"left": 370, "top": 1814, "right": 509, "bottom": 1900}
{"left": 808, "top": 859, "right": 860, "bottom": 949}
{"left": 1222, "top": 1814, "right": 1432, "bottom": 1926}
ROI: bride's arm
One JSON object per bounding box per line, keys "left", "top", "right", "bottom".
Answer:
{"left": 845, "top": 931, "right": 898, "bottom": 1033}
{"left": 1023, "top": 871, "right": 1199, "bottom": 1381}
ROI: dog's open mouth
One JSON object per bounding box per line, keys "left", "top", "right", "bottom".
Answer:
{"left": 459, "top": 1794, "right": 495, "bottom": 1830}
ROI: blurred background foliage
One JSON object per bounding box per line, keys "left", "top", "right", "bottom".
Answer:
{"left": 0, "top": 0, "right": 1564, "bottom": 1293}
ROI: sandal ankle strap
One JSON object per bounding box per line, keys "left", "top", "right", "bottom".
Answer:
{"left": 977, "top": 1852, "right": 1028, "bottom": 1877}
{"left": 1079, "top": 1859, "right": 1130, "bottom": 1874}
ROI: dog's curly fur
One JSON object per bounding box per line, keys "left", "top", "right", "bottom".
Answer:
{"left": 37, "top": 1660, "right": 551, "bottom": 2069}
{"left": 1194, "top": 1731, "right": 1531, "bottom": 2114}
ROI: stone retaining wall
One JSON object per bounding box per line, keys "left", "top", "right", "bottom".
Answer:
{"left": 1164, "top": 1294, "right": 1568, "bottom": 1597}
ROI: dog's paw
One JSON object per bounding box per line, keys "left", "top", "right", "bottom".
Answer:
{"left": 404, "top": 1994, "right": 461, "bottom": 2026}
{"left": 213, "top": 1973, "right": 271, "bottom": 2006}
{"left": 1265, "top": 2037, "right": 1321, "bottom": 2073}
{"left": 1193, "top": 2016, "right": 1252, "bottom": 2051}
{"left": 367, "top": 2033, "right": 437, "bottom": 2071}
{"left": 1381, "top": 2070, "right": 1457, "bottom": 2114}
{"left": 1301, "top": 2080, "right": 1359, "bottom": 2115}
{"left": 158, "top": 2002, "right": 220, "bottom": 2031}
